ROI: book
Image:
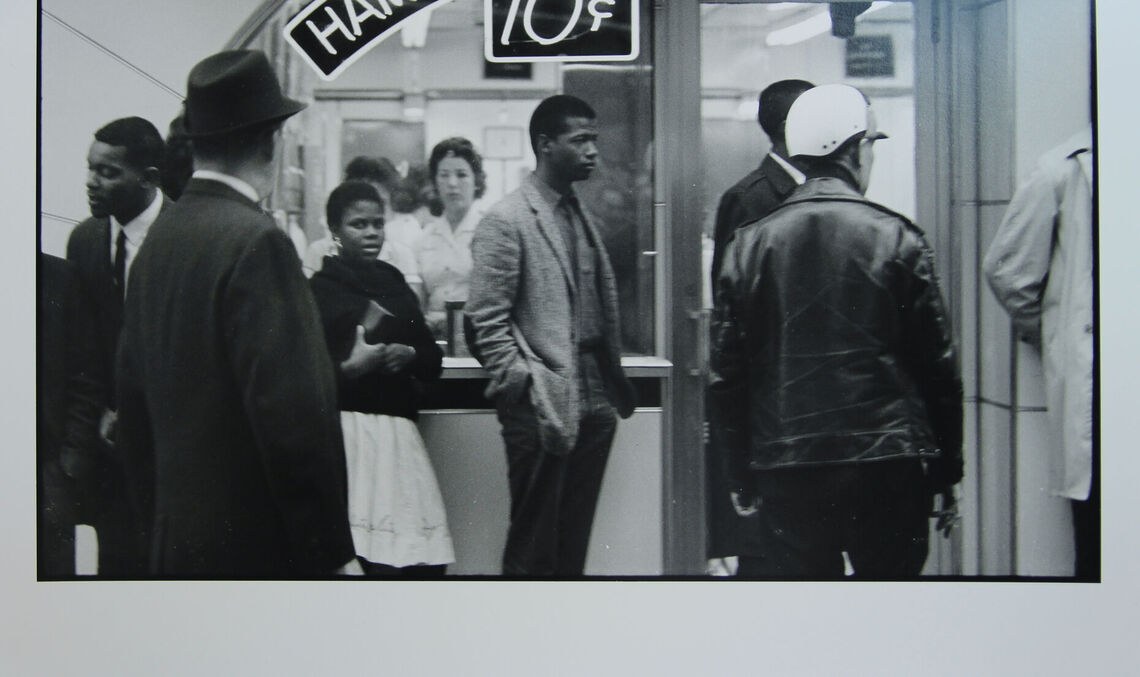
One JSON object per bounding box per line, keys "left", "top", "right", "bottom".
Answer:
{"left": 360, "top": 299, "right": 395, "bottom": 343}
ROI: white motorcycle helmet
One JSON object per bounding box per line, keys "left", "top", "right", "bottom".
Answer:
{"left": 785, "top": 84, "right": 886, "bottom": 158}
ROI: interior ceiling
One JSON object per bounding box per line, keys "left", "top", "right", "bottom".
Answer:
{"left": 424, "top": 0, "right": 484, "bottom": 28}
{"left": 701, "top": 2, "right": 818, "bottom": 30}
{"left": 700, "top": 1, "right": 910, "bottom": 31}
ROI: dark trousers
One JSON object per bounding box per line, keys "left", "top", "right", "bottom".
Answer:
{"left": 358, "top": 558, "right": 447, "bottom": 578}
{"left": 497, "top": 353, "right": 618, "bottom": 576}
{"left": 38, "top": 466, "right": 77, "bottom": 579}
{"left": 87, "top": 468, "right": 146, "bottom": 577}
{"left": 737, "top": 461, "right": 931, "bottom": 580}
{"left": 38, "top": 516, "right": 76, "bottom": 579}
{"left": 705, "top": 433, "right": 742, "bottom": 560}
{"left": 1071, "top": 449, "right": 1100, "bottom": 581}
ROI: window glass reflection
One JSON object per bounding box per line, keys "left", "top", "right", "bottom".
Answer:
{"left": 242, "top": 0, "right": 656, "bottom": 355}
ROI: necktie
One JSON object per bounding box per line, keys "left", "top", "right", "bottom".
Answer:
{"left": 114, "top": 229, "right": 127, "bottom": 296}
{"left": 559, "top": 196, "right": 580, "bottom": 266}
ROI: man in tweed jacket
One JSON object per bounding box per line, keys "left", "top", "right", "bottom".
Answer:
{"left": 467, "top": 95, "right": 635, "bottom": 576}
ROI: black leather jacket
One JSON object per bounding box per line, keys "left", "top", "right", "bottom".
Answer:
{"left": 709, "top": 177, "right": 963, "bottom": 494}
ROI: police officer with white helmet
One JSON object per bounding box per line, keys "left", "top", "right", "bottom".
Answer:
{"left": 709, "top": 84, "right": 964, "bottom": 579}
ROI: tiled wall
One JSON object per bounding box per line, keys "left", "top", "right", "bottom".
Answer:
{"left": 945, "top": 0, "right": 1089, "bottom": 576}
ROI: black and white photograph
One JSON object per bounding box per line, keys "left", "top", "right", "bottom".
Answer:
{"left": 6, "top": 0, "right": 1139, "bottom": 673}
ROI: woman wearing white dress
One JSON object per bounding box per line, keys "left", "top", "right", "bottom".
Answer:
{"left": 414, "top": 137, "right": 487, "bottom": 339}
{"left": 310, "top": 181, "right": 454, "bottom": 577}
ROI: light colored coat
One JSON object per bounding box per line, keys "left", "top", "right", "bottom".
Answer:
{"left": 984, "top": 127, "right": 1094, "bottom": 500}
{"left": 467, "top": 174, "right": 634, "bottom": 456}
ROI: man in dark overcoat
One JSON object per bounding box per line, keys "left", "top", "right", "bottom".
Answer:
{"left": 65, "top": 116, "right": 169, "bottom": 575}
{"left": 116, "top": 50, "right": 359, "bottom": 577}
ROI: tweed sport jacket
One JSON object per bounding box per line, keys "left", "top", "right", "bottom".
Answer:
{"left": 467, "top": 173, "right": 634, "bottom": 456}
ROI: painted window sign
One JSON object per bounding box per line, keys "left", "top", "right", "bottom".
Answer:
{"left": 284, "top": 0, "right": 455, "bottom": 80}
{"left": 485, "top": 0, "right": 639, "bottom": 63}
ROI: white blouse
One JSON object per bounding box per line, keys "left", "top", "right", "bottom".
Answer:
{"left": 413, "top": 200, "right": 486, "bottom": 322}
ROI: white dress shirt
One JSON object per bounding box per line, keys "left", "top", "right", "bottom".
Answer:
{"left": 191, "top": 169, "right": 260, "bottom": 203}
{"left": 768, "top": 151, "right": 806, "bottom": 185}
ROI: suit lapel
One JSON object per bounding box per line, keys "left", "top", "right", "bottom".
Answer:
{"left": 520, "top": 178, "right": 577, "bottom": 296}
{"left": 763, "top": 154, "right": 799, "bottom": 200}
{"left": 97, "top": 217, "right": 113, "bottom": 277}
{"left": 96, "top": 217, "right": 123, "bottom": 320}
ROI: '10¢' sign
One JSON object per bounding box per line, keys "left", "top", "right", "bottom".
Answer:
{"left": 485, "top": 0, "right": 639, "bottom": 63}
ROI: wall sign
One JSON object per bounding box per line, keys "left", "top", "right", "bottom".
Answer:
{"left": 285, "top": 0, "right": 455, "bottom": 81}
{"left": 484, "top": 60, "right": 533, "bottom": 80}
{"left": 845, "top": 35, "right": 895, "bottom": 78}
{"left": 485, "top": 0, "right": 639, "bottom": 63}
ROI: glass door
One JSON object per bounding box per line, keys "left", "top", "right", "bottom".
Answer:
{"left": 690, "top": 1, "right": 954, "bottom": 576}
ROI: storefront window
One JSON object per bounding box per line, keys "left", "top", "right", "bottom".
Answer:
{"left": 240, "top": 0, "right": 657, "bottom": 356}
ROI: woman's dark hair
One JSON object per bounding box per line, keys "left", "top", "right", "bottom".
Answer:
{"left": 326, "top": 181, "right": 384, "bottom": 231}
{"left": 404, "top": 164, "right": 441, "bottom": 216}
{"left": 344, "top": 155, "right": 400, "bottom": 191}
{"left": 428, "top": 137, "right": 486, "bottom": 199}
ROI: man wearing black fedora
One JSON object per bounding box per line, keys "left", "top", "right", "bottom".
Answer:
{"left": 116, "top": 50, "right": 360, "bottom": 577}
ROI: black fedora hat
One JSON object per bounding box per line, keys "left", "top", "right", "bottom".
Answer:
{"left": 182, "top": 50, "right": 306, "bottom": 138}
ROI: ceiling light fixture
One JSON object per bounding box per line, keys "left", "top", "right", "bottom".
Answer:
{"left": 765, "top": 1, "right": 891, "bottom": 47}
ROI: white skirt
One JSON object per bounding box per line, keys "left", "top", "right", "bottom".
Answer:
{"left": 340, "top": 411, "right": 455, "bottom": 567}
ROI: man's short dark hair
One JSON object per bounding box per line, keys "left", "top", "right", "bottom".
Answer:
{"left": 758, "top": 79, "right": 814, "bottom": 143}
{"left": 326, "top": 180, "right": 384, "bottom": 231}
{"left": 94, "top": 116, "right": 165, "bottom": 171}
{"left": 529, "top": 94, "right": 596, "bottom": 155}
{"left": 344, "top": 156, "right": 399, "bottom": 189}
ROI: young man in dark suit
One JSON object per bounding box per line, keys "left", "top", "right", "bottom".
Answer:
{"left": 116, "top": 50, "right": 359, "bottom": 577}
{"left": 65, "top": 116, "right": 168, "bottom": 576}
{"left": 706, "top": 79, "right": 812, "bottom": 575}
{"left": 710, "top": 79, "right": 814, "bottom": 284}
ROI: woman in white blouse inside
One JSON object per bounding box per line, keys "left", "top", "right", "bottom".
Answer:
{"left": 414, "top": 137, "right": 487, "bottom": 339}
